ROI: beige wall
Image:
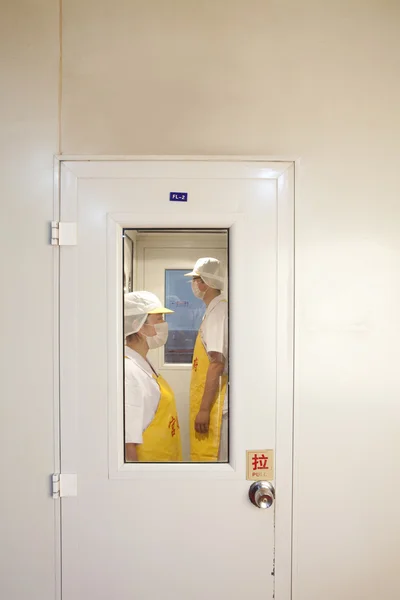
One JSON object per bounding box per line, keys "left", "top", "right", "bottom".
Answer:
{"left": 2, "top": 1, "right": 400, "bottom": 598}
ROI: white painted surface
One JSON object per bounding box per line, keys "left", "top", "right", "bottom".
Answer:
{"left": 59, "top": 159, "right": 294, "bottom": 600}
{"left": 2, "top": 2, "right": 400, "bottom": 599}
{"left": 0, "top": 2, "right": 59, "bottom": 600}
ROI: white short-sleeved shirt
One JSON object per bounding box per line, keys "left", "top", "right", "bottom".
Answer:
{"left": 124, "top": 346, "right": 160, "bottom": 444}
{"left": 200, "top": 294, "right": 228, "bottom": 413}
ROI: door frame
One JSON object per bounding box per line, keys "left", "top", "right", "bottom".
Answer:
{"left": 53, "top": 155, "right": 295, "bottom": 600}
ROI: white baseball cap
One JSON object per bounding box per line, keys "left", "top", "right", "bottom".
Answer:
{"left": 184, "top": 257, "right": 224, "bottom": 290}
{"left": 124, "top": 291, "right": 173, "bottom": 337}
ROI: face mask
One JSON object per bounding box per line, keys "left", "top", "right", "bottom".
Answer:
{"left": 143, "top": 321, "right": 169, "bottom": 349}
{"left": 191, "top": 280, "right": 206, "bottom": 299}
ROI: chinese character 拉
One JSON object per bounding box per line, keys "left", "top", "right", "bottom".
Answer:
{"left": 252, "top": 453, "right": 269, "bottom": 470}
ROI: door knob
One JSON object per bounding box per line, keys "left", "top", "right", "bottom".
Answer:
{"left": 248, "top": 481, "right": 275, "bottom": 509}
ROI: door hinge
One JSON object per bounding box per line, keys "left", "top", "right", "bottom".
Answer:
{"left": 52, "top": 473, "right": 78, "bottom": 498}
{"left": 51, "top": 221, "right": 77, "bottom": 246}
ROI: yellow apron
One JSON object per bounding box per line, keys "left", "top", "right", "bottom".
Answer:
{"left": 136, "top": 373, "right": 182, "bottom": 462}
{"left": 190, "top": 332, "right": 227, "bottom": 462}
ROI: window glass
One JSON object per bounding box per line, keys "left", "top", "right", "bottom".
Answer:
{"left": 164, "top": 269, "right": 205, "bottom": 364}
{"left": 123, "top": 229, "right": 229, "bottom": 463}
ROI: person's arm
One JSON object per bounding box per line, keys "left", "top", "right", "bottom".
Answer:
{"left": 125, "top": 443, "right": 138, "bottom": 462}
{"left": 124, "top": 365, "right": 145, "bottom": 459}
{"left": 195, "top": 352, "right": 225, "bottom": 434}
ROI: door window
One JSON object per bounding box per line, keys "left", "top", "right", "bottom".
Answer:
{"left": 164, "top": 269, "right": 205, "bottom": 364}
{"left": 123, "top": 229, "right": 229, "bottom": 463}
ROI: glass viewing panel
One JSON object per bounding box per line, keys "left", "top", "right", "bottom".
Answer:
{"left": 164, "top": 269, "right": 205, "bottom": 364}
{"left": 123, "top": 229, "right": 229, "bottom": 464}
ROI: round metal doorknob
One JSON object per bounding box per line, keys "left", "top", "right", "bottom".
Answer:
{"left": 248, "top": 481, "right": 275, "bottom": 509}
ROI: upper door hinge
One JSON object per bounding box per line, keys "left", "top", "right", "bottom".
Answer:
{"left": 51, "top": 221, "right": 77, "bottom": 246}
{"left": 52, "top": 473, "right": 78, "bottom": 498}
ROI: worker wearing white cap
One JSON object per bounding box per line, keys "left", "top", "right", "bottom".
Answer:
{"left": 124, "top": 291, "right": 182, "bottom": 462}
{"left": 185, "top": 258, "right": 228, "bottom": 462}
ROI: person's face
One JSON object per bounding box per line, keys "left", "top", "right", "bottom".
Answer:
{"left": 192, "top": 276, "right": 208, "bottom": 295}
{"left": 141, "top": 313, "right": 164, "bottom": 337}
{"left": 147, "top": 313, "right": 164, "bottom": 325}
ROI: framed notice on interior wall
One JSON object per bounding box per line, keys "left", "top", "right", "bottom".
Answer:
{"left": 123, "top": 234, "right": 134, "bottom": 293}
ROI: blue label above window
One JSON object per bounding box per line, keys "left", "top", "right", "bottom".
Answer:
{"left": 170, "top": 192, "right": 188, "bottom": 202}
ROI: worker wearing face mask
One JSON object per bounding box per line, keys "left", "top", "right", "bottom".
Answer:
{"left": 185, "top": 258, "right": 228, "bottom": 462}
{"left": 124, "top": 291, "right": 182, "bottom": 462}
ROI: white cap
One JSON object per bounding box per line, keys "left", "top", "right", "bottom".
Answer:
{"left": 184, "top": 257, "right": 224, "bottom": 290}
{"left": 124, "top": 291, "right": 173, "bottom": 337}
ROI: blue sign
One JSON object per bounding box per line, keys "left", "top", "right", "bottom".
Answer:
{"left": 170, "top": 192, "right": 188, "bottom": 202}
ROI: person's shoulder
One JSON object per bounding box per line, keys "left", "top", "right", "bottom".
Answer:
{"left": 203, "top": 297, "right": 227, "bottom": 332}
{"left": 211, "top": 297, "right": 228, "bottom": 315}
{"left": 125, "top": 356, "right": 147, "bottom": 382}
{"left": 125, "top": 356, "right": 137, "bottom": 375}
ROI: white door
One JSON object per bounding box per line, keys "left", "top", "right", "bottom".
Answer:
{"left": 58, "top": 158, "right": 294, "bottom": 600}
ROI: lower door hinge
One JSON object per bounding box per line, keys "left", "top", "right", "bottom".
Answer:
{"left": 52, "top": 473, "right": 78, "bottom": 498}
{"left": 51, "top": 221, "right": 77, "bottom": 246}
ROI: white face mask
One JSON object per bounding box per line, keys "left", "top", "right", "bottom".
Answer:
{"left": 191, "top": 280, "right": 206, "bottom": 299}
{"left": 143, "top": 321, "right": 169, "bottom": 349}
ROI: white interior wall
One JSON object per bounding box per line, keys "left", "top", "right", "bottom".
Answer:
{"left": 0, "top": 2, "right": 59, "bottom": 599}
{"left": 2, "top": 1, "right": 400, "bottom": 599}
